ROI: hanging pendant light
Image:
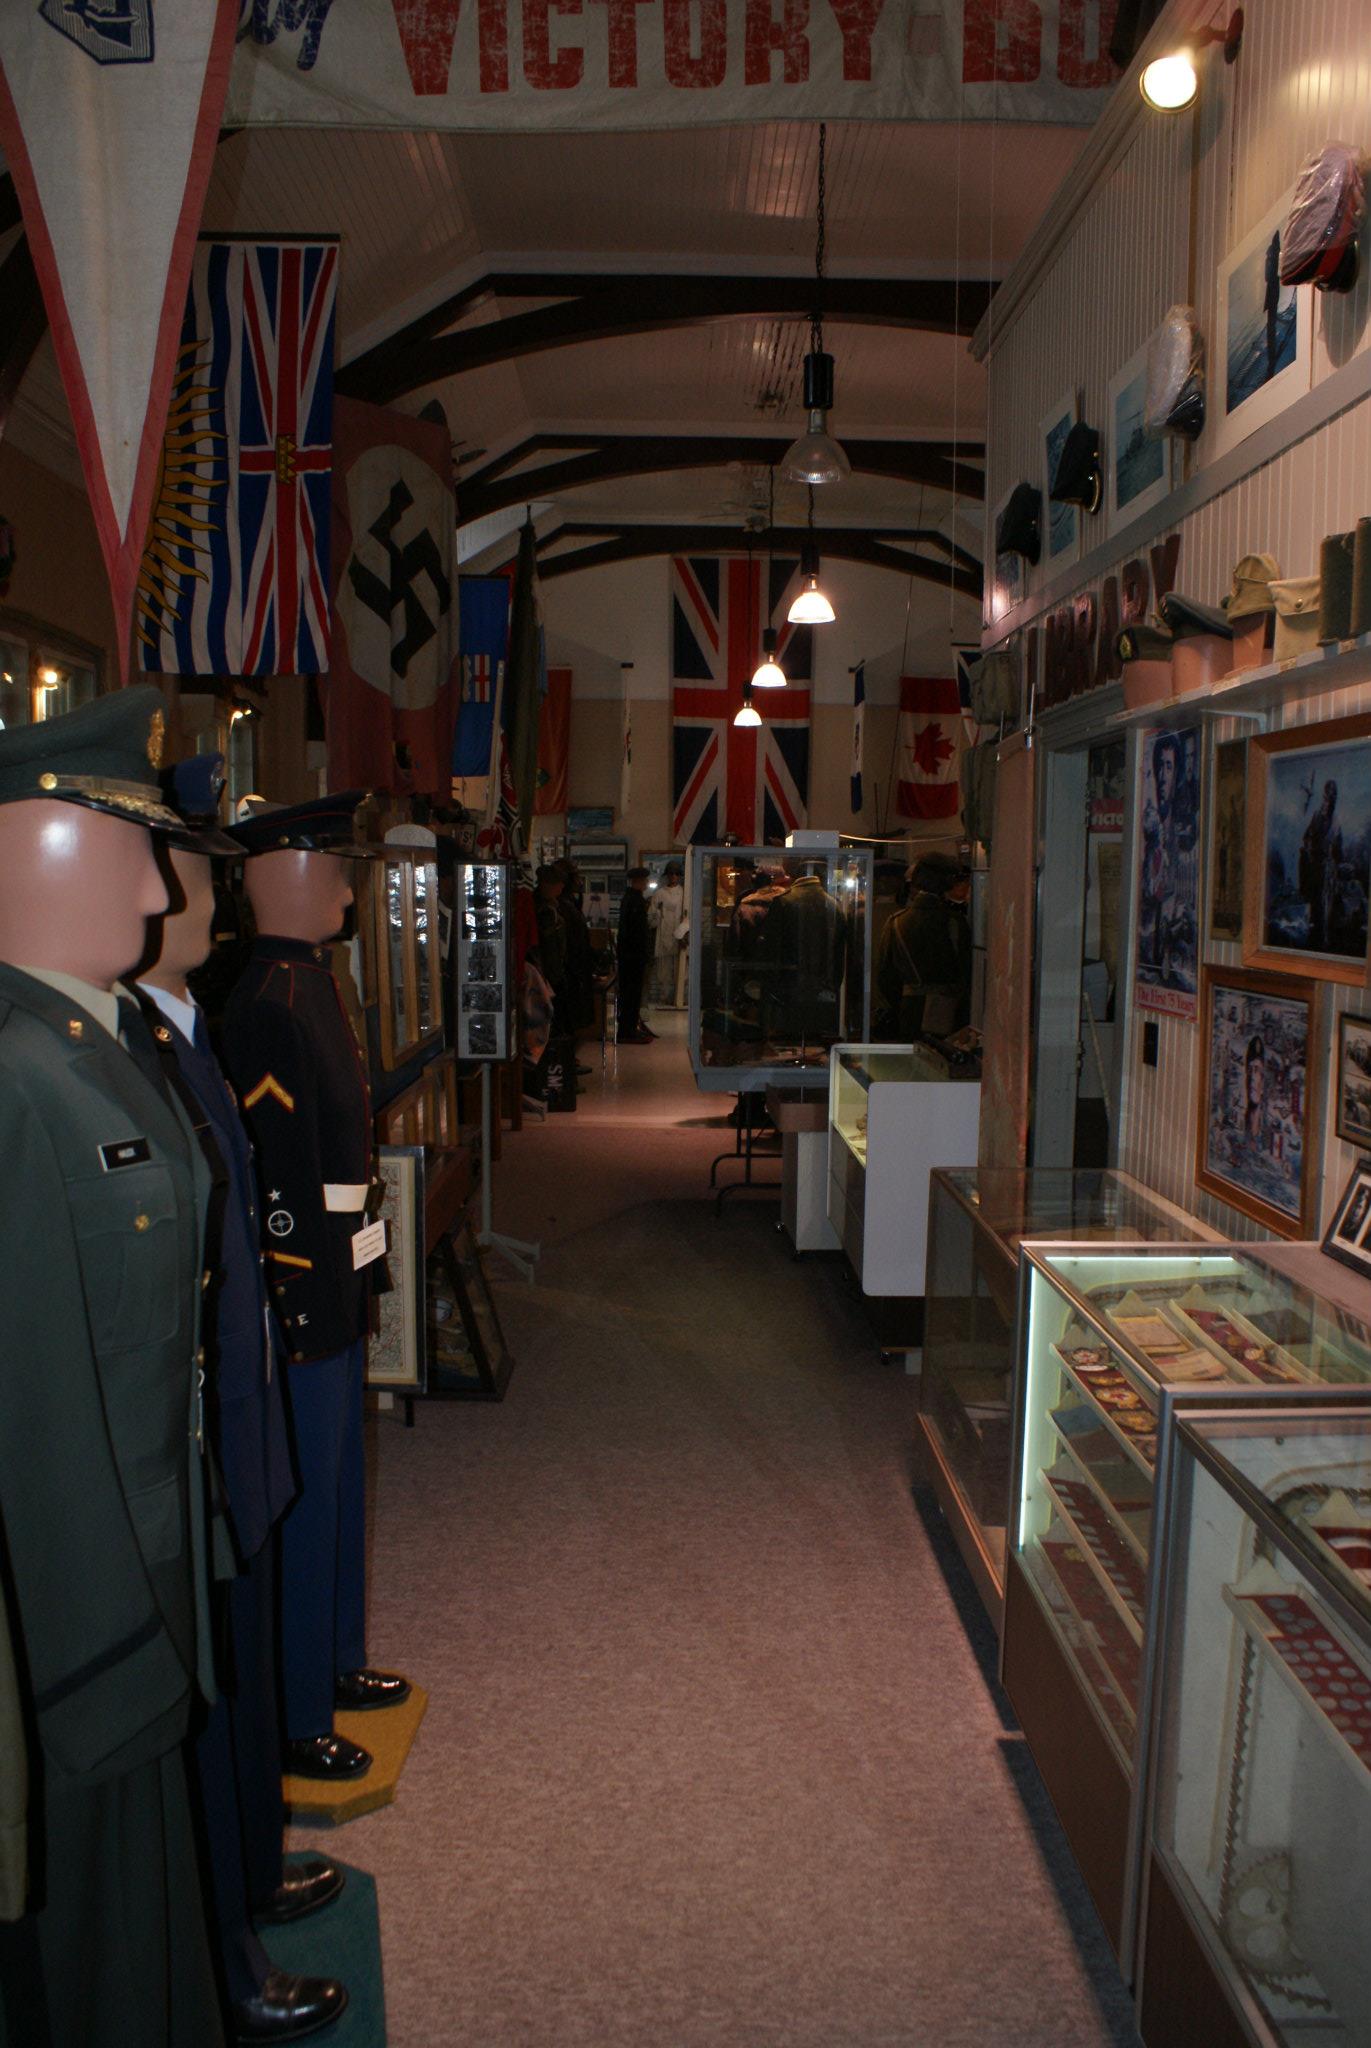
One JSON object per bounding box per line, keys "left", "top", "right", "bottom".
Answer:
{"left": 788, "top": 493, "right": 836, "bottom": 624}
{"left": 751, "top": 627, "right": 787, "bottom": 689}
{"left": 782, "top": 124, "right": 849, "bottom": 489}
{"left": 733, "top": 682, "right": 762, "bottom": 727}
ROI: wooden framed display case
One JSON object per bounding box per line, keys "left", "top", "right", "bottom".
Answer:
{"left": 920, "top": 1170, "right": 1219, "bottom": 1630}
{"left": 1004, "top": 1244, "right": 1371, "bottom": 1975}
{"left": 365, "top": 852, "right": 445, "bottom": 1071}
{"left": 687, "top": 845, "right": 873, "bottom": 1094}
{"left": 827, "top": 1044, "right": 980, "bottom": 1297}
{"left": 1141, "top": 1409, "right": 1371, "bottom": 2048}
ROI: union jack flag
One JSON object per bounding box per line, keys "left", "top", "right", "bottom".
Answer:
{"left": 137, "top": 238, "right": 338, "bottom": 676}
{"left": 671, "top": 556, "right": 812, "bottom": 844}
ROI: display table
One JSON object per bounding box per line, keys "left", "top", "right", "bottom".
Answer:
{"left": 766, "top": 1084, "right": 837, "bottom": 1252}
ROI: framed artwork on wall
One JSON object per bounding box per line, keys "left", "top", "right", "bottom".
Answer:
{"left": 367, "top": 1145, "right": 427, "bottom": 1394}
{"left": 1207, "top": 735, "right": 1248, "bottom": 943}
{"left": 1335, "top": 1011, "right": 1371, "bottom": 1150}
{"left": 1195, "top": 964, "right": 1321, "bottom": 1240}
{"left": 1322, "top": 1159, "right": 1371, "bottom": 1280}
{"left": 1107, "top": 340, "right": 1172, "bottom": 533}
{"left": 1040, "top": 389, "right": 1079, "bottom": 565}
{"left": 1135, "top": 724, "right": 1200, "bottom": 1019}
{"left": 989, "top": 486, "right": 1024, "bottom": 621}
{"left": 1242, "top": 714, "right": 1371, "bottom": 985}
{"left": 1213, "top": 188, "right": 1314, "bottom": 458}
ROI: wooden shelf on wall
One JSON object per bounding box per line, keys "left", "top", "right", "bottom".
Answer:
{"left": 1107, "top": 632, "right": 1371, "bottom": 733}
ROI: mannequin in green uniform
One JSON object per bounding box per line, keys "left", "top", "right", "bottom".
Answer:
{"left": 874, "top": 853, "right": 972, "bottom": 1041}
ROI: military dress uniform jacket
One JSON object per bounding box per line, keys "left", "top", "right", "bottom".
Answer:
{"left": 0, "top": 964, "right": 216, "bottom": 1779}
{"left": 222, "top": 938, "right": 373, "bottom": 1364}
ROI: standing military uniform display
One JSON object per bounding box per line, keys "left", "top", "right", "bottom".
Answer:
{"left": 223, "top": 796, "right": 408, "bottom": 1783}
{"left": 0, "top": 690, "right": 223, "bottom": 2048}
{"left": 874, "top": 854, "right": 972, "bottom": 1042}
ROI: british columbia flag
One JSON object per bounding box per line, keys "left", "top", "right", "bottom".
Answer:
{"left": 137, "top": 237, "right": 338, "bottom": 676}
{"left": 671, "top": 556, "right": 812, "bottom": 844}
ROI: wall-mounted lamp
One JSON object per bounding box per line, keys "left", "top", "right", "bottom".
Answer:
{"left": 1140, "top": 8, "right": 1243, "bottom": 111}
{"left": 750, "top": 627, "right": 787, "bottom": 690}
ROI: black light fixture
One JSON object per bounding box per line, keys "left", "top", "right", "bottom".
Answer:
{"left": 782, "top": 124, "right": 850, "bottom": 488}
{"left": 1139, "top": 7, "right": 1243, "bottom": 111}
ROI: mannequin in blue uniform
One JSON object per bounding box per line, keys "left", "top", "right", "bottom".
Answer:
{"left": 138, "top": 759, "right": 348, "bottom": 2045}
{"left": 222, "top": 796, "right": 408, "bottom": 1782}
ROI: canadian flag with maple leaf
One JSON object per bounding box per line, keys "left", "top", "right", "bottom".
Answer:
{"left": 894, "top": 675, "right": 963, "bottom": 821}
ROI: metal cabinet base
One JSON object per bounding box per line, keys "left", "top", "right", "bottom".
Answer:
{"left": 1001, "top": 1553, "right": 1130, "bottom": 1959}
{"left": 1138, "top": 1857, "right": 1251, "bottom": 2048}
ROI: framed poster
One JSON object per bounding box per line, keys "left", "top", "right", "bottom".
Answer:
{"left": 1322, "top": 1160, "right": 1371, "bottom": 1280}
{"left": 1040, "top": 389, "right": 1079, "bottom": 564}
{"left": 1107, "top": 340, "right": 1171, "bottom": 533}
{"left": 1214, "top": 189, "right": 1314, "bottom": 458}
{"left": 1242, "top": 715, "right": 1371, "bottom": 986}
{"left": 989, "top": 486, "right": 1024, "bottom": 621}
{"left": 427, "top": 1221, "right": 515, "bottom": 1399}
{"left": 1336, "top": 1011, "right": 1371, "bottom": 1150}
{"left": 1207, "top": 736, "right": 1247, "bottom": 943}
{"left": 1195, "top": 965, "right": 1321, "bottom": 1239}
{"left": 367, "top": 1146, "right": 427, "bottom": 1393}
{"left": 1136, "top": 725, "right": 1200, "bottom": 1019}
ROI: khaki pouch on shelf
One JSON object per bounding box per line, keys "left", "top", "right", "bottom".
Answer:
{"left": 1271, "top": 577, "right": 1321, "bottom": 661}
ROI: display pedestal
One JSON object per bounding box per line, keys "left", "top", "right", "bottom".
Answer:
{"left": 284, "top": 1686, "right": 428, "bottom": 1824}
{"left": 767, "top": 1086, "right": 838, "bottom": 1252}
{"left": 259, "top": 1856, "right": 387, "bottom": 2045}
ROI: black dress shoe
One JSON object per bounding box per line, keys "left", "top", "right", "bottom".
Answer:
{"left": 232, "top": 1970, "right": 347, "bottom": 2042}
{"left": 283, "top": 1734, "right": 371, "bottom": 1780}
{"left": 255, "top": 1857, "right": 345, "bottom": 1923}
{"left": 334, "top": 1667, "right": 411, "bottom": 1712}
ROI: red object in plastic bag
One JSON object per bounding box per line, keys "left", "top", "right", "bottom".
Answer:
{"left": 1281, "top": 142, "right": 1364, "bottom": 294}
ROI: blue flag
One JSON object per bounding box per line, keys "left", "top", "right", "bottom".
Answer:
{"left": 453, "top": 575, "right": 510, "bottom": 777}
{"left": 850, "top": 662, "right": 865, "bottom": 813}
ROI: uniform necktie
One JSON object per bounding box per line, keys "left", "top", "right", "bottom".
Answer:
{"left": 116, "top": 993, "right": 172, "bottom": 1101}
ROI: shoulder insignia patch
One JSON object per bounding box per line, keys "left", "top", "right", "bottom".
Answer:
{"left": 244, "top": 1073, "right": 295, "bottom": 1112}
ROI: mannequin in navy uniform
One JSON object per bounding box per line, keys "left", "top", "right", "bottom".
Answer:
{"left": 0, "top": 689, "right": 223, "bottom": 2048}
{"left": 223, "top": 796, "right": 409, "bottom": 1781}
{"left": 138, "top": 759, "right": 348, "bottom": 2044}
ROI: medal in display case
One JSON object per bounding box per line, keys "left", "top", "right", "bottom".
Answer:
{"left": 1142, "top": 1410, "right": 1371, "bottom": 2048}
{"left": 920, "top": 1169, "right": 1220, "bottom": 1629}
{"left": 1005, "top": 1244, "right": 1371, "bottom": 1974}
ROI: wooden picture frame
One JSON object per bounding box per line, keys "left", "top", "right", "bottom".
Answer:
{"left": 1322, "top": 1159, "right": 1371, "bottom": 1281}
{"left": 1207, "top": 735, "right": 1247, "bottom": 944}
{"left": 427, "top": 1220, "right": 515, "bottom": 1400}
{"left": 366, "top": 1145, "right": 427, "bottom": 1393}
{"left": 1242, "top": 714, "right": 1371, "bottom": 986}
{"left": 1195, "top": 965, "right": 1322, "bottom": 1239}
{"left": 1335, "top": 1010, "right": 1371, "bottom": 1150}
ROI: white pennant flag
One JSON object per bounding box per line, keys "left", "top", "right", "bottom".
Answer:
{"left": 0, "top": 2, "right": 239, "bottom": 678}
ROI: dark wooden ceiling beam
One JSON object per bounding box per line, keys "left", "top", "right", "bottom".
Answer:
{"left": 459, "top": 433, "right": 985, "bottom": 522}
{"left": 0, "top": 236, "right": 49, "bottom": 441}
{"left": 534, "top": 522, "right": 981, "bottom": 600}
{"left": 337, "top": 273, "right": 995, "bottom": 405}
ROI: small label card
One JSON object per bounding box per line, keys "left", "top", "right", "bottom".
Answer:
{"left": 351, "top": 1219, "right": 388, "bottom": 1270}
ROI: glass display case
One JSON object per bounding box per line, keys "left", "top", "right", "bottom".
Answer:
{"left": 827, "top": 1045, "right": 980, "bottom": 1298}
{"left": 454, "top": 861, "right": 513, "bottom": 1061}
{"left": 919, "top": 1169, "right": 1217, "bottom": 1627}
{"left": 364, "top": 852, "right": 445, "bottom": 1071}
{"left": 1143, "top": 1410, "right": 1371, "bottom": 2048}
{"left": 1005, "top": 1244, "right": 1371, "bottom": 1968}
{"left": 687, "top": 845, "right": 873, "bottom": 1093}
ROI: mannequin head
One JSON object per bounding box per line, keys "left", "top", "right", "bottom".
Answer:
{"left": 244, "top": 849, "right": 353, "bottom": 945}
{"left": 141, "top": 847, "right": 216, "bottom": 995}
{"left": 0, "top": 799, "right": 168, "bottom": 989}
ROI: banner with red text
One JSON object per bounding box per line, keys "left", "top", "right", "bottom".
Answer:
{"left": 227, "top": 1, "right": 1123, "bottom": 131}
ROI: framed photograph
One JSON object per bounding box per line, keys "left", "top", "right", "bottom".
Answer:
{"left": 1336, "top": 1011, "right": 1371, "bottom": 1149}
{"left": 989, "top": 486, "right": 1024, "bottom": 621}
{"left": 1040, "top": 389, "right": 1079, "bottom": 564}
{"left": 1322, "top": 1159, "right": 1371, "bottom": 1280}
{"left": 366, "top": 1146, "right": 427, "bottom": 1393}
{"left": 455, "top": 860, "right": 514, "bottom": 1060}
{"left": 1195, "top": 965, "right": 1321, "bottom": 1239}
{"left": 427, "top": 1220, "right": 515, "bottom": 1399}
{"left": 1214, "top": 188, "right": 1314, "bottom": 458}
{"left": 1242, "top": 714, "right": 1371, "bottom": 985}
{"left": 1135, "top": 725, "right": 1201, "bottom": 1019}
{"left": 1107, "top": 341, "right": 1172, "bottom": 532}
{"left": 1208, "top": 736, "right": 1248, "bottom": 943}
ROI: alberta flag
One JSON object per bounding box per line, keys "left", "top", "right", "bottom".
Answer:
{"left": 895, "top": 674, "right": 961, "bottom": 820}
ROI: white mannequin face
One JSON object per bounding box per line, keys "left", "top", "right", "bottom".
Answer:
{"left": 143, "top": 846, "right": 216, "bottom": 987}
{"left": 0, "top": 800, "right": 168, "bottom": 989}
{"left": 244, "top": 849, "right": 354, "bottom": 945}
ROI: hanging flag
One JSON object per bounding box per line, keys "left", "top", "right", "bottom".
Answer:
{"left": 895, "top": 675, "right": 962, "bottom": 820}
{"left": 0, "top": 2, "right": 239, "bottom": 679}
{"left": 535, "top": 666, "right": 571, "bottom": 816}
{"left": 137, "top": 238, "right": 338, "bottom": 676}
{"left": 325, "top": 395, "right": 459, "bottom": 795}
{"left": 620, "top": 671, "right": 633, "bottom": 819}
{"left": 850, "top": 663, "right": 865, "bottom": 814}
{"left": 453, "top": 574, "right": 510, "bottom": 778}
{"left": 504, "top": 515, "right": 546, "bottom": 840}
{"left": 671, "top": 555, "right": 811, "bottom": 845}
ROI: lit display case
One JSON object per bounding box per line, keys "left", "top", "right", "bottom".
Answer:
{"left": 827, "top": 1045, "right": 980, "bottom": 1297}
{"left": 1141, "top": 1410, "right": 1371, "bottom": 2048}
{"left": 454, "top": 860, "right": 513, "bottom": 1061}
{"left": 365, "top": 852, "right": 444, "bottom": 1071}
{"left": 1005, "top": 1244, "right": 1371, "bottom": 1969}
{"left": 687, "top": 844, "right": 873, "bottom": 1093}
{"left": 920, "top": 1170, "right": 1217, "bottom": 1627}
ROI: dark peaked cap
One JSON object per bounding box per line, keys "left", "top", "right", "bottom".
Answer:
{"left": 0, "top": 684, "right": 182, "bottom": 829}
{"left": 160, "top": 752, "right": 241, "bottom": 857}
{"left": 226, "top": 790, "right": 378, "bottom": 858}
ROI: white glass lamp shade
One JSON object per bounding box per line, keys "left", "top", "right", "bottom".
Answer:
{"left": 780, "top": 411, "right": 851, "bottom": 487}
{"left": 788, "top": 573, "right": 836, "bottom": 625}
{"left": 733, "top": 696, "right": 762, "bottom": 727}
{"left": 1140, "top": 50, "right": 1198, "bottom": 109}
